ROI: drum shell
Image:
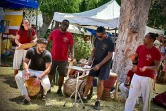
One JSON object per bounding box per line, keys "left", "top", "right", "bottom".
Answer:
{"left": 104, "top": 72, "right": 118, "bottom": 89}
{"left": 63, "top": 78, "right": 93, "bottom": 99}
{"left": 63, "top": 79, "right": 84, "bottom": 98}
{"left": 25, "top": 77, "right": 40, "bottom": 97}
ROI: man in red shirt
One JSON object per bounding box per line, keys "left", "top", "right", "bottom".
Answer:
{"left": 48, "top": 19, "right": 74, "bottom": 96}
{"left": 125, "top": 33, "right": 161, "bottom": 111}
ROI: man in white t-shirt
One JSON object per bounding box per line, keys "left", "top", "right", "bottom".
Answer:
{"left": 160, "top": 40, "right": 166, "bottom": 61}
{"left": 153, "top": 34, "right": 163, "bottom": 49}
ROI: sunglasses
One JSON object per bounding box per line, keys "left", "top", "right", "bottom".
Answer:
{"left": 62, "top": 23, "right": 69, "bottom": 27}
{"left": 98, "top": 36, "right": 103, "bottom": 38}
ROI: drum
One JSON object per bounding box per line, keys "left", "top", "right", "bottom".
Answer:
{"left": 63, "top": 78, "right": 93, "bottom": 99}
{"left": 104, "top": 72, "right": 118, "bottom": 89}
{"left": 25, "top": 77, "right": 41, "bottom": 97}
{"left": 101, "top": 72, "right": 118, "bottom": 101}
{"left": 157, "top": 71, "right": 166, "bottom": 84}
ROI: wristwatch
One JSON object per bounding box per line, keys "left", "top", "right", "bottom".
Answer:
{"left": 37, "top": 77, "right": 42, "bottom": 80}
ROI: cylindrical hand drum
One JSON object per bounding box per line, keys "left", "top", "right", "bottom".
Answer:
{"left": 63, "top": 78, "right": 93, "bottom": 98}
{"left": 104, "top": 72, "right": 118, "bottom": 89}
{"left": 25, "top": 77, "right": 40, "bottom": 97}
{"left": 101, "top": 72, "right": 118, "bottom": 101}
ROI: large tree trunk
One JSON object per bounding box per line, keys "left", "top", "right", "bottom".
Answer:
{"left": 112, "top": 0, "right": 151, "bottom": 82}
{"left": 38, "top": 13, "right": 52, "bottom": 37}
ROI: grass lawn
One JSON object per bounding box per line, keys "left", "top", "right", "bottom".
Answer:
{"left": 0, "top": 67, "right": 165, "bottom": 111}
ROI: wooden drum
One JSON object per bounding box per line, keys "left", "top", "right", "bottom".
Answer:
{"left": 101, "top": 72, "right": 118, "bottom": 101}
{"left": 25, "top": 77, "right": 40, "bottom": 97}
{"left": 104, "top": 72, "right": 118, "bottom": 89}
{"left": 63, "top": 78, "right": 93, "bottom": 98}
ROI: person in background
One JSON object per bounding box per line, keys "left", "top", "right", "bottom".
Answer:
{"left": 153, "top": 33, "right": 163, "bottom": 50}
{"left": 47, "top": 19, "right": 74, "bottom": 96}
{"left": 1, "top": 35, "right": 15, "bottom": 59}
{"left": 13, "top": 19, "right": 37, "bottom": 76}
{"left": 119, "top": 62, "right": 140, "bottom": 104}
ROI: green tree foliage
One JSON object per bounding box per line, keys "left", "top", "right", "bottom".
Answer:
{"left": 74, "top": 35, "right": 93, "bottom": 61}
{"left": 147, "top": 0, "right": 166, "bottom": 29}
{"left": 39, "top": 0, "right": 81, "bottom": 17}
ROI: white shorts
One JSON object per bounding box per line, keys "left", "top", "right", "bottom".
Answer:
{"left": 13, "top": 49, "right": 27, "bottom": 69}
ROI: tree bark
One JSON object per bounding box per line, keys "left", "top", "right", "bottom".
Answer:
{"left": 38, "top": 13, "right": 52, "bottom": 37}
{"left": 112, "top": 0, "right": 151, "bottom": 82}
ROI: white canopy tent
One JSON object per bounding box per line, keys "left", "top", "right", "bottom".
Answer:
{"left": 52, "top": 0, "right": 164, "bottom": 35}
{"left": 31, "top": 14, "right": 92, "bottom": 35}
{"left": 53, "top": 0, "right": 119, "bottom": 29}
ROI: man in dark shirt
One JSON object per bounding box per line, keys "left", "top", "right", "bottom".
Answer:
{"left": 82, "top": 26, "right": 114, "bottom": 110}
{"left": 15, "top": 38, "right": 52, "bottom": 104}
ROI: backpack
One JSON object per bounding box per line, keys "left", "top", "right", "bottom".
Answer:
{"left": 153, "top": 91, "right": 166, "bottom": 109}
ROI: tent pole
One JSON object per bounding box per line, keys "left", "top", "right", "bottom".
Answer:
{"left": 114, "top": 28, "right": 117, "bottom": 43}
{"left": 36, "top": 8, "right": 38, "bottom": 36}
{"left": 0, "top": 33, "right": 2, "bottom": 65}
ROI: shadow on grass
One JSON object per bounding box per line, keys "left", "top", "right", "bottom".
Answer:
{"left": 1, "top": 75, "right": 17, "bottom": 88}
{"left": 9, "top": 96, "right": 23, "bottom": 104}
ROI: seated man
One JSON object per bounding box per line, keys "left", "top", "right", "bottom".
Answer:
{"left": 119, "top": 62, "right": 140, "bottom": 104}
{"left": 1, "top": 35, "right": 15, "bottom": 59}
{"left": 15, "top": 38, "right": 52, "bottom": 104}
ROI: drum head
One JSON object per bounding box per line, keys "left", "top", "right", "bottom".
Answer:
{"left": 25, "top": 77, "right": 40, "bottom": 96}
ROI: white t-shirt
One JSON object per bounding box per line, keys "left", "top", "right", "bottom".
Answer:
{"left": 153, "top": 40, "right": 161, "bottom": 49}
{"left": 160, "top": 46, "right": 166, "bottom": 60}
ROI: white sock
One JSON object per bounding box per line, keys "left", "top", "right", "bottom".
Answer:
{"left": 83, "top": 97, "right": 87, "bottom": 99}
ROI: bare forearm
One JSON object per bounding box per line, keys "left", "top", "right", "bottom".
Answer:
{"left": 90, "top": 48, "right": 95, "bottom": 61}
{"left": 98, "top": 53, "right": 112, "bottom": 67}
{"left": 39, "top": 63, "right": 52, "bottom": 79}
{"left": 15, "top": 39, "right": 20, "bottom": 46}
{"left": 23, "top": 62, "right": 29, "bottom": 73}
{"left": 70, "top": 45, "right": 74, "bottom": 56}
{"left": 33, "top": 36, "right": 37, "bottom": 42}
{"left": 146, "top": 66, "right": 159, "bottom": 71}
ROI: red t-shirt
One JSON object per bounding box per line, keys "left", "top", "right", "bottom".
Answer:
{"left": 127, "top": 70, "right": 134, "bottom": 82}
{"left": 49, "top": 29, "right": 74, "bottom": 61}
{"left": 136, "top": 45, "right": 161, "bottom": 79}
{"left": 17, "top": 28, "right": 36, "bottom": 44}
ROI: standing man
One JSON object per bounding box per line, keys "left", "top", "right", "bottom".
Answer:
{"left": 153, "top": 34, "right": 163, "bottom": 50}
{"left": 15, "top": 38, "right": 52, "bottom": 104}
{"left": 125, "top": 33, "right": 161, "bottom": 111}
{"left": 82, "top": 26, "right": 114, "bottom": 110}
{"left": 48, "top": 19, "right": 74, "bottom": 96}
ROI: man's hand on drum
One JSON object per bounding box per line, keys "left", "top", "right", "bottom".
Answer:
{"left": 92, "top": 64, "right": 100, "bottom": 71}
{"left": 23, "top": 72, "right": 30, "bottom": 80}
{"left": 33, "top": 78, "right": 41, "bottom": 87}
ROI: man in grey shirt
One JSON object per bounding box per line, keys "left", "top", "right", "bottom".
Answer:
{"left": 82, "top": 26, "right": 114, "bottom": 110}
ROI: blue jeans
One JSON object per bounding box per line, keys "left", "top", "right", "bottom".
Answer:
{"left": 1, "top": 51, "right": 13, "bottom": 59}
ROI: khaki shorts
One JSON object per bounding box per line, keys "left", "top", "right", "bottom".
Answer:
{"left": 13, "top": 49, "right": 27, "bottom": 69}
{"left": 48, "top": 60, "right": 68, "bottom": 77}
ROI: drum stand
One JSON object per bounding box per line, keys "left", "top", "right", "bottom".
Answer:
{"left": 63, "top": 66, "right": 90, "bottom": 110}
{"left": 63, "top": 71, "right": 85, "bottom": 110}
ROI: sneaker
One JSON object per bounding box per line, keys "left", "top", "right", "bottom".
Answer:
{"left": 42, "top": 95, "right": 46, "bottom": 101}
{"left": 94, "top": 101, "right": 100, "bottom": 110}
{"left": 23, "top": 99, "right": 30, "bottom": 105}
{"left": 82, "top": 98, "right": 88, "bottom": 103}
{"left": 56, "top": 89, "right": 63, "bottom": 96}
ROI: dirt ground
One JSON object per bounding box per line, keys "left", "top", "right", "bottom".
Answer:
{"left": 0, "top": 67, "right": 165, "bottom": 111}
